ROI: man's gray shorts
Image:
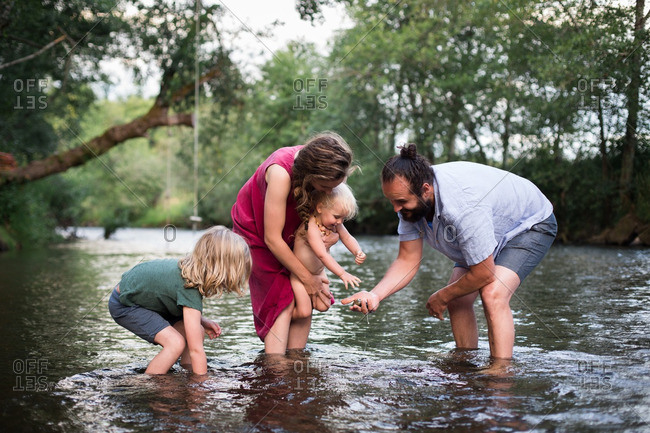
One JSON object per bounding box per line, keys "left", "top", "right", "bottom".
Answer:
{"left": 108, "top": 288, "right": 181, "bottom": 344}
{"left": 456, "top": 213, "right": 557, "bottom": 282}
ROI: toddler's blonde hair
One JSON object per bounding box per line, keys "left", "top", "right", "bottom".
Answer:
{"left": 179, "top": 226, "right": 251, "bottom": 298}
{"left": 317, "top": 182, "right": 358, "bottom": 221}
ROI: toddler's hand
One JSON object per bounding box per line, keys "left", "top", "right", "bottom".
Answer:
{"left": 339, "top": 271, "right": 361, "bottom": 290}
{"left": 355, "top": 250, "right": 366, "bottom": 265}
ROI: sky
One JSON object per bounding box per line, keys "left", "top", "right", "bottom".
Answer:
{"left": 101, "top": 0, "right": 352, "bottom": 99}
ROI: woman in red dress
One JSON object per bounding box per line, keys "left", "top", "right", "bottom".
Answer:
{"left": 231, "top": 132, "right": 355, "bottom": 354}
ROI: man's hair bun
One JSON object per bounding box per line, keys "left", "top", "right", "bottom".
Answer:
{"left": 399, "top": 143, "right": 418, "bottom": 160}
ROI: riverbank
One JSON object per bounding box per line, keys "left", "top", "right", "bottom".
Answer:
{"left": 2, "top": 212, "right": 650, "bottom": 253}
{"left": 589, "top": 212, "right": 650, "bottom": 247}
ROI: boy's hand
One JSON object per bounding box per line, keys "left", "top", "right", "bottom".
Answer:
{"left": 201, "top": 318, "right": 222, "bottom": 339}
{"left": 355, "top": 250, "right": 366, "bottom": 265}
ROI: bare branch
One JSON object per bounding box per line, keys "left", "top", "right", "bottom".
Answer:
{"left": 0, "top": 35, "right": 66, "bottom": 71}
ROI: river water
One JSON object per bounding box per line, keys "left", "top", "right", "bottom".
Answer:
{"left": 0, "top": 227, "right": 648, "bottom": 432}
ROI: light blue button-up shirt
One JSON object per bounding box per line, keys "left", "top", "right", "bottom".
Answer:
{"left": 397, "top": 161, "right": 553, "bottom": 266}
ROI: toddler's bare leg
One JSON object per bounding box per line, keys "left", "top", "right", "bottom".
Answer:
{"left": 290, "top": 273, "right": 315, "bottom": 319}
{"left": 311, "top": 270, "right": 332, "bottom": 312}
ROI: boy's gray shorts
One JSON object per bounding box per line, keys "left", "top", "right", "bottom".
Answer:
{"left": 108, "top": 288, "right": 181, "bottom": 344}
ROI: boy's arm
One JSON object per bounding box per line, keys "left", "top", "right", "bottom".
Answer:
{"left": 183, "top": 307, "right": 207, "bottom": 375}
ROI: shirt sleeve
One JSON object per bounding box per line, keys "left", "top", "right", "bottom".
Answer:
{"left": 177, "top": 287, "right": 203, "bottom": 313}
{"left": 454, "top": 206, "right": 498, "bottom": 266}
{"left": 397, "top": 214, "right": 425, "bottom": 242}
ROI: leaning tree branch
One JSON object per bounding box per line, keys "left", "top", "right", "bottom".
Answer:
{"left": 0, "top": 106, "right": 192, "bottom": 187}
{"left": 0, "top": 64, "right": 224, "bottom": 187}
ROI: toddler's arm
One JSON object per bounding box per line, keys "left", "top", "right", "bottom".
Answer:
{"left": 337, "top": 223, "right": 366, "bottom": 265}
{"left": 183, "top": 306, "right": 207, "bottom": 375}
{"left": 306, "top": 217, "right": 361, "bottom": 290}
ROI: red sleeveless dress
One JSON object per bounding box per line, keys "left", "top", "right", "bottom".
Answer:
{"left": 231, "top": 146, "right": 303, "bottom": 340}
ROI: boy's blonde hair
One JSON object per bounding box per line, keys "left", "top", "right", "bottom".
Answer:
{"left": 317, "top": 182, "right": 358, "bottom": 221}
{"left": 179, "top": 226, "right": 251, "bottom": 298}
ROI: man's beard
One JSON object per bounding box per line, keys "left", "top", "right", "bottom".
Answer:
{"left": 400, "top": 198, "right": 432, "bottom": 223}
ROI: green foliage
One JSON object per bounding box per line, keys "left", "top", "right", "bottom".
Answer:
{"left": 0, "top": 0, "right": 123, "bottom": 163}
{"left": 0, "top": 176, "right": 79, "bottom": 247}
{"left": 2, "top": 0, "right": 649, "bottom": 249}
{"left": 514, "top": 151, "right": 614, "bottom": 241}
{"left": 64, "top": 102, "right": 169, "bottom": 232}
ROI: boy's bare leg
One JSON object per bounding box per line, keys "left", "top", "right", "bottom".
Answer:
{"left": 147, "top": 326, "right": 186, "bottom": 374}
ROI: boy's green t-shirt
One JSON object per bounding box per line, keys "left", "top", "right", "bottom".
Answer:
{"left": 118, "top": 259, "right": 203, "bottom": 317}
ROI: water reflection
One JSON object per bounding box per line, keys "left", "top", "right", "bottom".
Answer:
{"left": 241, "top": 351, "right": 343, "bottom": 432}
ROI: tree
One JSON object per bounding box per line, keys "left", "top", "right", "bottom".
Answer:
{"left": 0, "top": 0, "right": 241, "bottom": 187}
{"left": 619, "top": 0, "right": 649, "bottom": 211}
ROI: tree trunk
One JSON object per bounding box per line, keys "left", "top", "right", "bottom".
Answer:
{"left": 553, "top": 126, "right": 562, "bottom": 164}
{"left": 598, "top": 96, "right": 612, "bottom": 227}
{"left": 0, "top": 107, "right": 192, "bottom": 186}
{"left": 619, "top": 0, "right": 645, "bottom": 211}
{"left": 464, "top": 118, "right": 487, "bottom": 163}
{"left": 0, "top": 63, "right": 225, "bottom": 187}
{"left": 501, "top": 99, "right": 511, "bottom": 169}
{"left": 446, "top": 93, "right": 462, "bottom": 162}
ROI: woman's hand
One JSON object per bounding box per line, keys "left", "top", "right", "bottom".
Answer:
{"left": 302, "top": 272, "right": 330, "bottom": 297}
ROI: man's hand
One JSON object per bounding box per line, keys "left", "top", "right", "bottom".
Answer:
{"left": 426, "top": 291, "right": 447, "bottom": 320}
{"left": 341, "top": 291, "right": 380, "bottom": 314}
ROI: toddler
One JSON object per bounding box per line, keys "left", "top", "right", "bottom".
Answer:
{"left": 291, "top": 183, "right": 366, "bottom": 318}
